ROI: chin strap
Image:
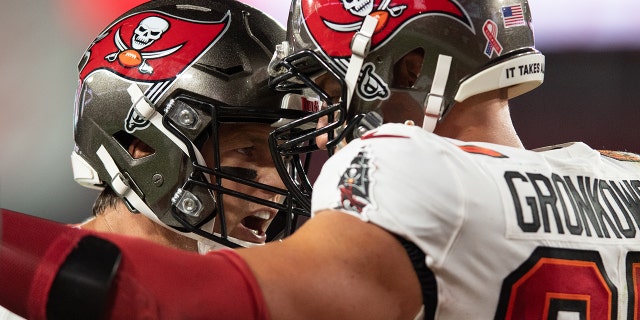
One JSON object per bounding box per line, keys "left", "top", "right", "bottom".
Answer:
{"left": 422, "top": 54, "right": 452, "bottom": 133}
{"left": 343, "top": 14, "right": 379, "bottom": 111}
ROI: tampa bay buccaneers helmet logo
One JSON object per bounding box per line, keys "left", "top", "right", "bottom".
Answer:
{"left": 79, "top": 11, "right": 230, "bottom": 82}
{"left": 78, "top": 10, "right": 230, "bottom": 133}
{"left": 324, "top": 0, "right": 408, "bottom": 34}
{"left": 303, "top": 0, "right": 472, "bottom": 58}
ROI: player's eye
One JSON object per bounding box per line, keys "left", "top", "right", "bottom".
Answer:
{"left": 235, "top": 147, "right": 255, "bottom": 157}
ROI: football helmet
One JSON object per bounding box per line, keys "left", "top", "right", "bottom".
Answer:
{"left": 269, "top": 0, "right": 545, "bottom": 141}
{"left": 71, "top": 0, "right": 312, "bottom": 248}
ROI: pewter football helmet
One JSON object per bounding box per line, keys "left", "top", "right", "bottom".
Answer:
{"left": 72, "top": 0, "right": 311, "bottom": 248}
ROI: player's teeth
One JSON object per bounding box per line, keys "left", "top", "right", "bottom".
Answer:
{"left": 250, "top": 229, "right": 259, "bottom": 235}
{"left": 253, "top": 212, "right": 270, "bottom": 220}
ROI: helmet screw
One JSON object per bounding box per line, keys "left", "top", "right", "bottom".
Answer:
{"left": 357, "top": 126, "right": 368, "bottom": 137}
{"left": 171, "top": 189, "right": 202, "bottom": 217}
{"left": 152, "top": 174, "right": 164, "bottom": 187}
{"left": 182, "top": 198, "right": 198, "bottom": 214}
{"left": 178, "top": 109, "right": 195, "bottom": 126}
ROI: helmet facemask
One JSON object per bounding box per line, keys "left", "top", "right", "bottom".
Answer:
{"left": 268, "top": 48, "right": 389, "bottom": 208}
{"left": 162, "top": 95, "right": 312, "bottom": 248}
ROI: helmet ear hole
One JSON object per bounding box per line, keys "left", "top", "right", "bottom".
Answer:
{"left": 113, "top": 131, "right": 156, "bottom": 159}
{"left": 128, "top": 138, "right": 156, "bottom": 159}
{"left": 392, "top": 48, "right": 425, "bottom": 89}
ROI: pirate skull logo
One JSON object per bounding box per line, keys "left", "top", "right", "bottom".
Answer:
{"left": 341, "top": 0, "right": 375, "bottom": 17}
{"left": 329, "top": 0, "right": 407, "bottom": 32}
{"left": 132, "top": 17, "right": 169, "bottom": 50}
{"left": 105, "top": 16, "right": 183, "bottom": 75}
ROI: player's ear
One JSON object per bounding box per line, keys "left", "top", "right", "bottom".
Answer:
{"left": 128, "top": 138, "right": 155, "bottom": 159}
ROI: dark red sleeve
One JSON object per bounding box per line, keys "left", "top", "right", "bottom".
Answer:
{"left": 0, "top": 209, "right": 269, "bottom": 320}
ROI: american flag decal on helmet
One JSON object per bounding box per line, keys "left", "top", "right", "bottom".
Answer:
{"left": 501, "top": 4, "right": 526, "bottom": 28}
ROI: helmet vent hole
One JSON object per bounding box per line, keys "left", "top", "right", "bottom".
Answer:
{"left": 193, "top": 63, "right": 246, "bottom": 79}
{"left": 215, "top": 64, "right": 245, "bottom": 76}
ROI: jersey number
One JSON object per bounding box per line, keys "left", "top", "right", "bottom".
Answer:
{"left": 494, "top": 247, "right": 640, "bottom": 320}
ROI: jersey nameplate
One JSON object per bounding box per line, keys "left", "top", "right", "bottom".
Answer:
{"left": 501, "top": 169, "right": 640, "bottom": 242}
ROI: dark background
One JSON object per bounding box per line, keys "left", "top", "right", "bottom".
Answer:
{"left": 512, "top": 50, "right": 639, "bottom": 152}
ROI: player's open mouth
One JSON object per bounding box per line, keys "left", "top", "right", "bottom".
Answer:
{"left": 237, "top": 211, "right": 273, "bottom": 242}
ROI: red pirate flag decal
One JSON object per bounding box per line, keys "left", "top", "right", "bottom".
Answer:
{"left": 302, "top": 0, "right": 472, "bottom": 58}
{"left": 337, "top": 149, "right": 374, "bottom": 214}
{"left": 79, "top": 11, "right": 230, "bottom": 82}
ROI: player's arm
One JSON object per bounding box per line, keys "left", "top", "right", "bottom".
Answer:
{"left": 237, "top": 209, "right": 423, "bottom": 320}
{"left": 0, "top": 209, "right": 268, "bottom": 319}
{"left": 0, "top": 208, "right": 421, "bottom": 319}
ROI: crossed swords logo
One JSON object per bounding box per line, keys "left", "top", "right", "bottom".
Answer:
{"left": 105, "top": 16, "right": 183, "bottom": 74}
{"left": 323, "top": 0, "right": 407, "bottom": 32}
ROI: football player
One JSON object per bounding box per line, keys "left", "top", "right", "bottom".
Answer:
{"left": 0, "top": 0, "right": 313, "bottom": 317}
{"left": 67, "top": 0, "right": 313, "bottom": 253}
{"left": 2, "top": 0, "right": 640, "bottom": 319}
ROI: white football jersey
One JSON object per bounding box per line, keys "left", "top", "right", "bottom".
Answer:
{"left": 312, "top": 123, "right": 640, "bottom": 319}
